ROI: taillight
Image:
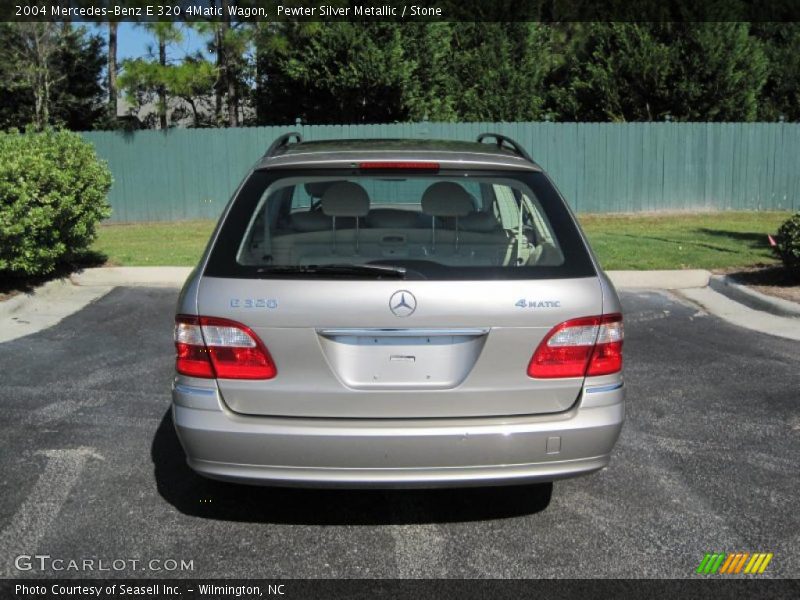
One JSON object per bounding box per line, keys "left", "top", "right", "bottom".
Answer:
{"left": 174, "top": 316, "right": 214, "bottom": 378}
{"left": 174, "top": 315, "right": 276, "bottom": 380}
{"left": 528, "top": 314, "right": 623, "bottom": 379}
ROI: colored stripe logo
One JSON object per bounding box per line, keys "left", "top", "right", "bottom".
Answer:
{"left": 696, "top": 552, "right": 773, "bottom": 574}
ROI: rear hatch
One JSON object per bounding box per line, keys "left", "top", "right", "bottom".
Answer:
{"left": 195, "top": 163, "right": 602, "bottom": 418}
{"left": 197, "top": 277, "right": 602, "bottom": 418}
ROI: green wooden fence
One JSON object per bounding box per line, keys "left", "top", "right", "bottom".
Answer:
{"left": 81, "top": 122, "right": 800, "bottom": 222}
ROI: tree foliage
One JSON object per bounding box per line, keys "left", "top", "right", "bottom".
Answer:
{"left": 118, "top": 24, "right": 218, "bottom": 128}
{"left": 255, "top": 22, "right": 557, "bottom": 124}
{"left": 0, "top": 23, "right": 106, "bottom": 131}
{"left": 1, "top": 21, "right": 798, "bottom": 130}
{"left": 450, "top": 23, "right": 555, "bottom": 122}
{"left": 254, "top": 22, "right": 789, "bottom": 125}
{"left": 752, "top": 23, "right": 800, "bottom": 121}
{"left": 545, "top": 23, "right": 768, "bottom": 122}
{"left": 256, "top": 23, "right": 415, "bottom": 124}
{"left": 49, "top": 25, "right": 107, "bottom": 129}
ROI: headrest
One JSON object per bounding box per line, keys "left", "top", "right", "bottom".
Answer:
{"left": 421, "top": 182, "right": 474, "bottom": 217}
{"left": 365, "top": 208, "right": 420, "bottom": 229}
{"left": 460, "top": 211, "right": 500, "bottom": 233}
{"left": 321, "top": 182, "right": 370, "bottom": 217}
{"left": 304, "top": 181, "right": 336, "bottom": 198}
{"left": 290, "top": 210, "right": 332, "bottom": 232}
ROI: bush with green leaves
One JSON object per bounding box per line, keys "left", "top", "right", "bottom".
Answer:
{"left": 0, "top": 129, "right": 112, "bottom": 277}
{"left": 774, "top": 212, "right": 800, "bottom": 277}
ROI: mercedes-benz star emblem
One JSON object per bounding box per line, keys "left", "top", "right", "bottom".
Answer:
{"left": 389, "top": 290, "right": 417, "bottom": 317}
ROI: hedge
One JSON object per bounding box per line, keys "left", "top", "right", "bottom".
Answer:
{"left": 0, "top": 129, "right": 112, "bottom": 277}
{"left": 774, "top": 212, "right": 800, "bottom": 278}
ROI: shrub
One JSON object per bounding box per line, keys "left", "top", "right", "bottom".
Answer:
{"left": 0, "top": 129, "right": 112, "bottom": 277}
{"left": 773, "top": 212, "right": 800, "bottom": 277}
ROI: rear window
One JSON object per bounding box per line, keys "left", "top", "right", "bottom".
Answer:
{"left": 204, "top": 169, "right": 596, "bottom": 280}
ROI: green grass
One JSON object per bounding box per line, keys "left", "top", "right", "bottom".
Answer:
{"left": 90, "top": 211, "right": 792, "bottom": 271}
{"left": 580, "top": 212, "right": 790, "bottom": 270}
{"left": 91, "top": 220, "right": 215, "bottom": 266}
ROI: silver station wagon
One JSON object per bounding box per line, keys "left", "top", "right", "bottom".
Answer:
{"left": 172, "top": 133, "right": 624, "bottom": 488}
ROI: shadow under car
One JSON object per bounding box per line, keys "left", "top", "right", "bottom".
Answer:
{"left": 151, "top": 408, "right": 553, "bottom": 526}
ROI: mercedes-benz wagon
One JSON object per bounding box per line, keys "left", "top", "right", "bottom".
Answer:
{"left": 172, "top": 133, "right": 624, "bottom": 488}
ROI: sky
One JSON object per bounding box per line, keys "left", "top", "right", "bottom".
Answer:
{"left": 89, "top": 22, "right": 211, "bottom": 61}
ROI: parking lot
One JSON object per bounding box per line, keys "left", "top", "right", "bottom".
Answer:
{"left": 0, "top": 287, "right": 797, "bottom": 578}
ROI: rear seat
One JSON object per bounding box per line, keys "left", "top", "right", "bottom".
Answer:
{"left": 365, "top": 208, "right": 419, "bottom": 229}
{"left": 365, "top": 208, "right": 434, "bottom": 229}
{"left": 460, "top": 211, "right": 502, "bottom": 233}
{"left": 289, "top": 211, "right": 331, "bottom": 232}
{"left": 288, "top": 179, "right": 364, "bottom": 232}
{"left": 273, "top": 182, "right": 519, "bottom": 266}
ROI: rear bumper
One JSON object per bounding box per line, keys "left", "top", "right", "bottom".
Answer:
{"left": 172, "top": 382, "right": 624, "bottom": 488}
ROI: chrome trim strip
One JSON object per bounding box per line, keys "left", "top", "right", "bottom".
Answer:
{"left": 584, "top": 382, "right": 624, "bottom": 394}
{"left": 317, "top": 328, "right": 490, "bottom": 338}
{"left": 174, "top": 384, "right": 217, "bottom": 396}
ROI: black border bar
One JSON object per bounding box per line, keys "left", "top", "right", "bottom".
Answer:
{"left": 2, "top": 579, "right": 800, "bottom": 600}
{"left": 3, "top": 1, "right": 800, "bottom": 22}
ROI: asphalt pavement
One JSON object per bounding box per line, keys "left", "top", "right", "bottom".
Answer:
{"left": 0, "top": 287, "right": 798, "bottom": 578}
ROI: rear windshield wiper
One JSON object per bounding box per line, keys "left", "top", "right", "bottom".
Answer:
{"left": 256, "top": 264, "right": 408, "bottom": 279}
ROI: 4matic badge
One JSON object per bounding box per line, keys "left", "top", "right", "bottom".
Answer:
{"left": 515, "top": 299, "right": 561, "bottom": 308}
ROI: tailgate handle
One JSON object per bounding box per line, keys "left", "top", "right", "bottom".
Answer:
{"left": 390, "top": 355, "right": 416, "bottom": 362}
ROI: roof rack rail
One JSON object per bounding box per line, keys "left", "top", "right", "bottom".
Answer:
{"left": 264, "top": 132, "right": 303, "bottom": 158}
{"left": 476, "top": 133, "right": 533, "bottom": 163}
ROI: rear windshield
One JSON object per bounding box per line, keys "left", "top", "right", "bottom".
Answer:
{"left": 204, "top": 169, "right": 596, "bottom": 280}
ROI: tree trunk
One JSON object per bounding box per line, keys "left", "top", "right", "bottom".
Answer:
{"left": 15, "top": 23, "right": 65, "bottom": 130}
{"left": 227, "top": 59, "right": 238, "bottom": 127}
{"left": 108, "top": 22, "right": 118, "bottom": 120}
{"left": 212, "top": 2, "right": 223, "bottom": 124}
{"left": 221, "top": 0, "right": 238, "bottom": 127}
{"left": 214, "top": 25, "right": 223, "bottom": 124}
{"left": 34, "top": 25, "right": 48, "bottom": 129}
{"left": 33, "top": 86, "right": 44, "bottom": 129}
{"left": 185, "top": 97, "right": 199, "bottom": 128}
{"left": 42, "top": 70, "right": 50, "bottom": 127}
{"left": 158, "top": 36, "right": 168, "bottom": 129}
{"left": 253, "top": 24, "right": 260, "bottom": 124}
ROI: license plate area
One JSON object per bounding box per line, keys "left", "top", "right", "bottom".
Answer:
{"left": 317, "top": 328, "right": 488, "bottom": 390}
